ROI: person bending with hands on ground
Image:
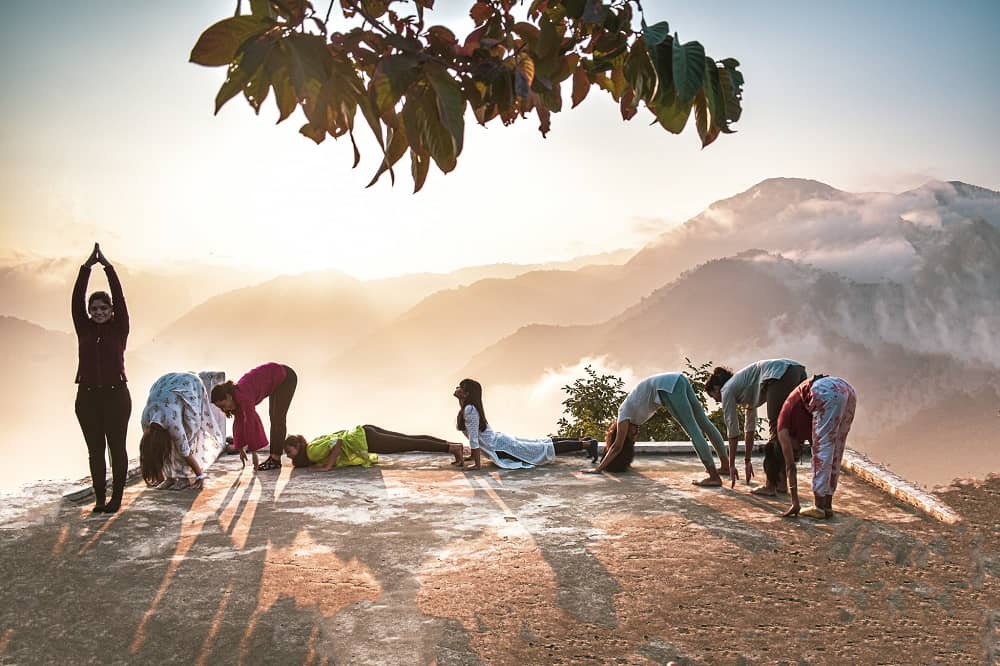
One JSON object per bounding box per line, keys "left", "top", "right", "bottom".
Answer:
{"left": 455, "top": 379, "right": 597, "bottom": 470}
{"left": 585, "top": 372, "right": 730, "bottom": 485}
{"left": 72, "top": 243, "right": 131, "bottom": 514}
{"left": 777, "top": 375, "right": 857, "bottom": 519}
{"left": 211, "top": 362, "right": 297, "bottom": 471}
{"left": 140, "top": 372, "right": 226, "bottom": 490}
{"left": 283, "top": 425, "right": 465, "bottom": 469}
{"left": 705, "top": 358, "right": 806, "bottom": 494}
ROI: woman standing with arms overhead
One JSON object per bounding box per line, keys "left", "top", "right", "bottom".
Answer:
{"left": 72, "top": 243, "right": 131, "bottom": 514}
{"left": 705, "top": 358, "right": 807, "bottom": 494}
{"left": 454, "top": 379, "right": 597, "bottom": 470}
{"left": 211, "top": 362, "right": 297, "bottom": 471}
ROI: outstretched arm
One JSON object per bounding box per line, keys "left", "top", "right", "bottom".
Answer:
{"left": 100, "top": 248, "right": 129, "bottom": 336}
{"left": 320, "top": 440, "right": 344, "bottom": 471}
{"left": 779, "top": 429, "right": 800, "bottom": 516}
{"left": 71, "top": 245, "right": 99, "bottom": 333}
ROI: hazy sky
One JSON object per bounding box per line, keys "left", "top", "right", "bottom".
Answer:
{"left": 1, "top": 0, "right": 998, "bottom": 278}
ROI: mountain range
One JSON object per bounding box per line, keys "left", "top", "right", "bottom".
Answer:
{"left": 2, "top": 178, "right": 997, "bottom": 487}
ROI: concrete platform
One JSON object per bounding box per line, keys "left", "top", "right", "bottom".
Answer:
{"left": 1, "top": 454, "right": 998, "bottom": 664}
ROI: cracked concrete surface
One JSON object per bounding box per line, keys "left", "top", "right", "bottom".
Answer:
{"left": 0, "top": 453, "right": 997, "bottom": 664}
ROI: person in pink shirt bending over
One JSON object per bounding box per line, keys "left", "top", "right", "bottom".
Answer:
{"left": 211, "top": 362, "right": 297, "bottom": 471}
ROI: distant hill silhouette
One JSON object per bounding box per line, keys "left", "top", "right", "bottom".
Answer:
{"left": 2, "top": 178, "right": 998, "bottom": 487}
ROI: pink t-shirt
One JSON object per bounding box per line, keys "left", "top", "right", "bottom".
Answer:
{"left": 231, "top": 363, "right": 288, "bottom": 451}
{"left": 777, "top": 379, "right": 813, "bottom": 443}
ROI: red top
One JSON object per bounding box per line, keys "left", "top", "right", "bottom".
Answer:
{"left": 777, "top": 379, "right": 813, "bottom": 443}
{"left": 231, "top": 363, "right": 288, "bottom": 451}
{"left": 72, "top": 265, "right": 129, "bottom": 386}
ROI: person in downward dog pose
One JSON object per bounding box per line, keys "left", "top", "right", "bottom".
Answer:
{"left": 454, "top": 379, "right": 597, "bottom": 470}
{"left": 776, "top": 375, "right": 857, "bottom": 519}
{"left": 586, "top": 372, "right": 729, "bottom": 485}
{"left": 211, "top": 362, "right": 297, "bottom": 471}
{"left": 139, "top": 372, "right": 226, "bottom": 490}
{"left": 705, "top": 358, "right": 807, "bottom": 494}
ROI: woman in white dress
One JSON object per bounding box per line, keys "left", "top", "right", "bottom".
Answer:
{"left": 454, "top": 378, "right": 597, "bottom": 470}
{"left": 139, "top": 372, "right": 226, "bottom": 489}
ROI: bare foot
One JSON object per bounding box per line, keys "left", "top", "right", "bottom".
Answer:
{"left": 718, "top": 466, "right": 732, "bottom": 477}
{"left": 465, "top": 464, "right": 482, "bottom": 471}
{"left": 692, "top": 477, "right": 723, "bottom": 487}
{"left": 750, "top": 486, "right": 777, "bottom": 497}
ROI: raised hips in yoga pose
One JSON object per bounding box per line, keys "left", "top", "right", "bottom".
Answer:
{"left": 140, "top": 372, "right": 226, "bottom": 490}
{"left": 585, "top": 372, "right": 729, "bottom": 485}
{"left": 705, "top": 358, "right": 806, "bottom": 493}
{"left": 211, "top": 362, "right": 296, "bottom": 471}
{"left": 776, "top": 375, "right": 857, "bottom": 519}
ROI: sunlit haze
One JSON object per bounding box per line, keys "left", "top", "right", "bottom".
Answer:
{"left": 2, "top": 1, "right": 998, "bottom": 278}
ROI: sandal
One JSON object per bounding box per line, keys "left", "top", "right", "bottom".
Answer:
{"left": 257, "top": 457, "right": 281, "bottom": 471}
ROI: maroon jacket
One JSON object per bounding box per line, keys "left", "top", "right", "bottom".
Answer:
{"left": 72, "top": 265, "right": 129, "bottom": 386}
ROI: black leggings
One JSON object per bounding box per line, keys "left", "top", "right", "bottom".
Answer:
{"left": 362, "top": 425, "right": 452, "bottom": 454}
{"left": 75, "top": 384, "right": 132, "bottom": 502}
{"left": 268, "top": 366, "right": 297, "bottom": 458}
{"left": 762, "top": 364, "right": 807, "bottom": 440}
{"left": 761, "top": 364, "right": 807, "bottom": 487}
{"left": 496, "top": 437, "right": 588, "bottom": 462}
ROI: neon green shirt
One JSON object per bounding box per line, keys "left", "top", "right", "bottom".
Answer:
{"left": 306, "top": 425, "right": 379, "bottom": 468}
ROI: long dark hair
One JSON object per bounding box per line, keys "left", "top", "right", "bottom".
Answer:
{"left": 602, "top": 421, "right": 636, "bottom": 472}
{"left": 763, "top": 438, "right": 785, "bottom": 488}
{"left": 705, "top": 366, "right": 734, "bottom": 395}
{"left": 140, "top": 425, "right": 172, "bottom": 486}
{"left": 455, "top": 378, "right": 488, "bottom": 433}
{"left": 284, "top": 435, "right": 313, "bottom": 468}
{"left": 210, "top": 381, "right": 236, "bottom": 404}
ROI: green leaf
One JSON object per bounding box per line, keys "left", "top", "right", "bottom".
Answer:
{"left": 215, "top": 63, "right": 250, "bottom": 114}
{"left": 416, "top": 94, "right": 457, "bottom": 173}
{"left": 671, "top": 34, "right": 705, "bottom": 103}
{"left": 367, "top": 114, "right": 410, "bottom": 188}
{"left": 249, "top": 0, "right": 274, "bottom": 18}
{"left": 190, "top": 16, "right": 270, "bottom": 67}
{"left": 624, "top": 38, "right": 655, "bottom": 100}
{"left": 272, "top": 71, "right": 297, "bottom": 122}
{"left": 243, "top": 67, "right": 270, "bottom": 113}
{"left": 702, "top": 57, "right": 723, "bottom": 129}
{"left": 266, "top": 48, "right": 297, "bottom": 122}
{"left": 693, "top": 88, "right": 711, "bottom": 147}
{"left": 648, "top": 91, "right": 692, "bottom": 134}
{"left": 536, "top": 16, "right": 562, "bottom": 61}
{"left": 361, "top": 0, "right": 388, "bottom": 19}
{"left": 641, "top": 21, "right": 669, "bottom": 48}
{"left": 571, "top": 65, "right": 589, "bottom": 108}
{"left": 299, "top": 122, "right": 326, "bottom": 144}
{"left": 372, "top": 54, "right": 420, "bottom": 114}
{"left": 285, "top": 34, "right": 328, "bottom": 99}
{"left": 424, "top": 63, "right": 466, "bottom": 157}
{"left": 718, "top": 67, "right": 742, "bottom": 128}
{"left": 410, "top": 146, "right": 430, "bottom": 193}
{"left": 647, "top": 38, "right": 673, "bottom": 102}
